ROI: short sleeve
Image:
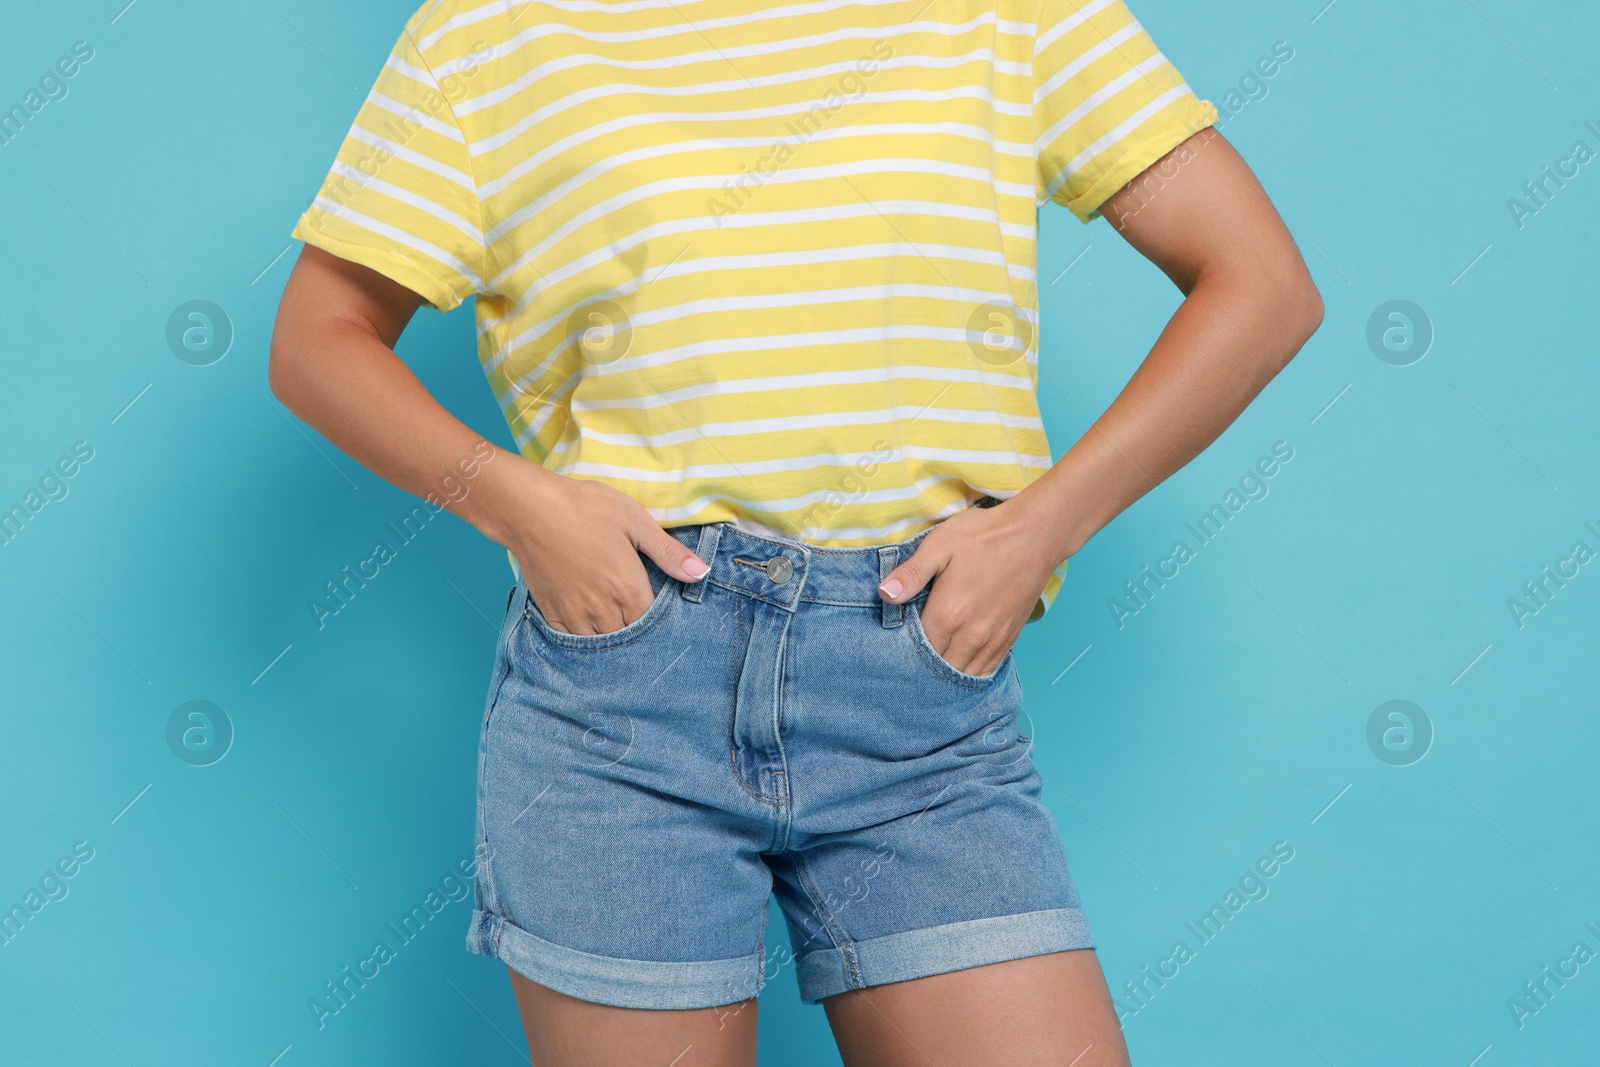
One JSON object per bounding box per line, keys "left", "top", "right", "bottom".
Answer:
{"left": 1034, "top": 0, "right": 1218, "bottom": 223}
{"left": 290, "top": 23, "right": 489, "bottom": 311}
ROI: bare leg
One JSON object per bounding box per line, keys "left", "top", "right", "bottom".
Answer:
{"left": 822, "top": 950, "right": 1130, "bottom": 1067}
{"left": 506, "top": 968, "right": 758, "bottom": 1067}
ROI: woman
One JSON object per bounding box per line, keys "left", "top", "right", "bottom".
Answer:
{"left": 270, "top": 0, "right": 1321, "bottom": 1061}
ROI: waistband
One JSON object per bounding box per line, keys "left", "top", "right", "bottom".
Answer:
{"left": 666, "top": 521, "right": 933, "bottom": 616}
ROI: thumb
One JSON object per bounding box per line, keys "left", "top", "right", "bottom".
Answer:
{"left": 878, "top": 539, "right": 947, "bottom": 603}
{"left": 633, "top": 522, "right": 711, "bottom": 582}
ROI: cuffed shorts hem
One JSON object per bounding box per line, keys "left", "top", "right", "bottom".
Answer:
{"left": 793, "top": 906, "right": 1096, "bottom": 1005}
{"left": 466, "top": 908, "right": 765, "bottom": 1010}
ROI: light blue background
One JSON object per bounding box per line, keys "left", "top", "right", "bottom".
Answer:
{"left": 2, "top": 1, "right": 1596, "bottom": 1063}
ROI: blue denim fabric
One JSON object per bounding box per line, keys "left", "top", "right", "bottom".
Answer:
{"left": 465, "top": 521, "right": 1093, "bottom": 1009}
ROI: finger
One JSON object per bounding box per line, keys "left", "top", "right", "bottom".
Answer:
{"left": 586, "top": 599, "right": 631, "bottom": 635}
{"left": 632, "top": 522, "right": 711, "bottom": 581}
{"left": 973, "top": 631, "right": 1017, "bottom": 676}
{"left": 878, "top": 540, "right": 949, "bottom": 603}
{"left": 970, "top": 643, "right": 1003, "bottom": 678}
{"left": 940, "top": 623, "right": 984, "bottom": 673}
{"left": 932, "top": 613, "right": 1004, "bottom": 676}
{"left": 958, "top": 641, "right": 1001, "bottom": 677}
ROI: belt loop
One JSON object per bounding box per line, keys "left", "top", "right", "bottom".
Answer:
{"left": 878, "top": 547, "right": 902, "bottom": 628}
{"left": 681, "top": 524, "right": 722, "bottom": 604}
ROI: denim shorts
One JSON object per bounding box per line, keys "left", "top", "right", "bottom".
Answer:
{"left": 464, "top": 521, "right": 1094, "bottom": 1009}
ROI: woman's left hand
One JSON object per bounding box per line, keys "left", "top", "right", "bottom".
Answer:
{"left": 877, "top": 499, "right": 1062, "bottom": 678}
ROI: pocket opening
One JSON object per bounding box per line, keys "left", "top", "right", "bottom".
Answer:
{"left": 905, "top": 598, "right": 1006, "bottom": 688}
{"left": 524, "top": 569, "right": 678, "bottom": 650}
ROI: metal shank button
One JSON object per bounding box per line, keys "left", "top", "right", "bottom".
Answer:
{"left": 764, "top": 556, "right": 793, "bottom": 584}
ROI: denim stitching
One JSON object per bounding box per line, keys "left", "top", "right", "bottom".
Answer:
{"left": 701, "top": 575, "right": 802, "bottom": 612}
{"left": 526, "top": 578, "right": 677, "bottom": 650}
{"left": 476, "top": 586, "right": 525, "bottom": 917}
{"left": 681, "top": 524, "right": 722, "bottom": 604}
{"left": 725, "top": 597, "right": 783, "bottom": 806}
{"left": 767, "top": 613, "right": 795, "bottom": 851}
{"left": 905, "top": 600, "right": 1005, "bottom": 689}
{"left": 792, "top": 850, "right": 863, "bottom": 990}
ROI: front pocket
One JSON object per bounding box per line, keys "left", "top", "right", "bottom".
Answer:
{"left": 524, "top": 573, "right": 678, "bottom": 650}
{"left": 905, "top": 598, "right": 1007, "bottom": 688}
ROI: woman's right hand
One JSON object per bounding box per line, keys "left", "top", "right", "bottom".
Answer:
{"left": 479, "top": 457, "right": 709, "bottom": 636}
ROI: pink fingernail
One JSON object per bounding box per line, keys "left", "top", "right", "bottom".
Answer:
{"left": 684, "top": 557, "right": 709, "bottom": 579}
{"left": 879, "top": 578, "right": 903, "bottom": 600}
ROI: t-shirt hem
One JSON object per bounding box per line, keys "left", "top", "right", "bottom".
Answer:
{"left": 1056, "top": 98, "right": 1220, "bottom": 224}
{"left": 289, "top": 214, "right": 466, "bottom": 313}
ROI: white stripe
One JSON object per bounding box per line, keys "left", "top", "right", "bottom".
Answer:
{"left": 644, "top": 477, "right": 970, "bottom": 526}
{"left": 487, "top": 242, "right": 1034, "bottom": 397}
{"left": 469, "top": 52, "right": 1032, "bottom": 170}
{"left": 1034, "top": 0, "right": 1121, "bottom": 58}
{"left": 549, "top": 405, "right": 1043, "bottom": 450}
{"left": 587, "top": 324, "right": 1032, "bottom": 381}
{"left": 513, "top": 365, "right": 1036, "bottom": 446}
{"left": 1036, "top": 52, "right": 1171, "bottom": 152}
{"left": 328, "top": 161, "right": 482, "bottom": 244}
{"left": 489, "top": 244, "right": 1036, "bottom": 396}
{"left": 453, "top": 11, "right": 1018, "bottom": 117}
{"left": 486, "top": 202, "right": 1025, "bottom": 357}
{"left": 306, "top": 197, "right": 484, "bottom": 292}
{"left": 785, "top": 499, "right": 976, "bottom": 542}
{"left": 487, "top": 158, "right": 1030, "bottom": 291}
{"left": 414, "top": 0, "right": 523, "bottom": 52}
{"left": 555, "top": 444, "right": 1050, "bottom": 481}
{"left": 1033, "top": 23, "right": 1147, "bottom": 109}
{"left": 1045, "top": 85, "right": 1193, "bottom": 200}
{"left": 491, "top": 274, "right": 1033, "bottom": 385}
{"left": 345, "top": 125, "right": 475, "bottom": 191}
{"left": 417, "top": 0, "right": 950, "bottom": 54}
{"left": 384, "top": 53, "right": 439, "bottom": 89}
{"left": 474, "top": 82, "right": 1026, "bottom": 176}
{"left": 668, "top": 503, "right": 987, "bottom": 545}
{"left": 483, "top": 120, "right": 1026, "bottom": 209}
{"left": 366, "top": 89, "right": 466, "bottom": 144}
{"left": 486, "top": 227, "right": 1025, "bottom": 371}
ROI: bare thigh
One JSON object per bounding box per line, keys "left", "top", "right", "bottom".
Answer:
{"left": 507, "top": 968, "right": 757, "bottom": 1067}
{"left": 822, "top": 950, "right": 1130, "bottom": 1067}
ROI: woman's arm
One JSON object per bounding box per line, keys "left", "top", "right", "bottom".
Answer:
{"left": 268, "top": 245, "right": 709, "bottom": 635}
{"left": 879, "top": 128, "right": 1325, "bottom": 675}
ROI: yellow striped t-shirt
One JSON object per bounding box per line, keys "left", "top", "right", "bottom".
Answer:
{"left": 291, "top": 0, "right": 1216, "bottom": 622}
